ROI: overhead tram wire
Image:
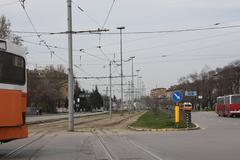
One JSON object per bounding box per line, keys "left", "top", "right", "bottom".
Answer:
{"left": 12, "top": 24, "right": 240, "bottom": 36}
{"left": 16, "top": 1, "right": 116, "bottom": 93}
{"left": 125, "top": 31, "right": 240, "bottom": 60}
{"left": 101, "top": 29, "right": 240, "bottom": 56}
{"left": 96, "top": 0, "right": 116, "bottom": 55}
{"left": 17, "top": 0, "right": 56, "bottom": 58}
{"left": 21, "top": 42, "right": 102, "bottom": 80}
{"left": 74, "top": 75, "right": 137, "bottom": 79}
{"left": 21, "top": 39, "right": 110, "bottom": 62}
{"left": 92, "top": 0, "right": 116, "bottom": 61}
{"left": 97, "top": 46, "right": 111, "bottom": 61}
{"left": 134, "top": 54, "right": 240, "bottom": 64}
{"left": 61, "top": 27, "right": 240, "bottom": 53}
{"left": 23, "top": 32, "right": 240, "bottom": 65}
{"left": 71, "top": 26, "right": 240, "bottom": 55}
{"left": 101, "top": 0, "right": 116, "bottom": 29}
{"left": 72, "top": 0, "right": 101, "bottom": 27}
{"left": 12, "top": 28, "right": 109, "bottom": 36}
{"left": 14, "top": 24, "right": 240, "bottom": 57}
{"left": 91, "top": 24, "right": 240, "bottom": 35}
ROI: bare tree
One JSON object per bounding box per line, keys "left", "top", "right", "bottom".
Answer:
{"left": 170, "top": 61, "right": 240, "bottom": 110}
{"left": 0, "top": 15, "right": 11, "bottom": 39}
{"left": 27, "top": 65, "right": 68, "bottom": 113}
{"left": 0, "top": 15, "right": 22, "bottom": 45}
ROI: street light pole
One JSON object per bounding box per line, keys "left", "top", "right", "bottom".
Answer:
{"left": 109, "top": 61, "right": 112, "bottom": 119}
{"left": 67, "top": 0, "right": 74, "bottom": 131}
{"left": 129, "top": 56, "right": 135, "bottom": 112}
{"left": 117, "top": 26, "right": 125, "bottom": 116}
{"left": 136, "top": 69, "right": 140, "bottom": 100}
{"left": 139, "top": 77, "right": 142, "bottom": 99}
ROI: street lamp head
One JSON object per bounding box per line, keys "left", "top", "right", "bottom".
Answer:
{"left": 117, "top": 26, "right": 125, "bottom": 30}
{"left": 136, "top": 69, "right": 140, "bottom": 72}
{"left": 129, "top": 56, "right": 135, "bottom": 59}
{"left": 123, "top": 59, "right": 131, "bottom": 62}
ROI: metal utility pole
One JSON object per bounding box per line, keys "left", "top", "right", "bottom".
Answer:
{"left": 67, "top": 0, "right": 74, "bottom": 131}
{"left": 136, "top": 70, "right": 140, "bottom": 100}
{"left": 128, "top": 81, "right": 131, "bottom": 104}
{"left": 139, "top": 77, "right": 142, "bottom": 99}
{"left": 117, "top": 26, "right": 125, "bottom": 115}
{"left": 139, "top": 77, "right": 142, "bottom": 110}
{"left": 109, "top": 61, "right": 112, "bottom": 119}
{"left": 105, "top": 86, "right": 108, "bottom": 111}
{"left": 129, "top": 56, "right": 135, "bottom": 112}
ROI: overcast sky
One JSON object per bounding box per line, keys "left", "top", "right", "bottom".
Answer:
{"left": 1, "top": 0, "right": 240, "bottom": 97}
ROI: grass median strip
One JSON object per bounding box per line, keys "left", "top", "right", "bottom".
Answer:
{"left": 130, "top": 110, "right": 187, "bottom": 129}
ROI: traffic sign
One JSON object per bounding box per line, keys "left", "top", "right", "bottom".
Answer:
{"left": 171, "top": 91, "right": 183, "bottom": 103}
{"left": 185, "top": 91, "right": 197, "bottom": 97}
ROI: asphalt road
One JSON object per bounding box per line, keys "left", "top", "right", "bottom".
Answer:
{"left": 1, "top": 111, "right": 240, "bottom": 160}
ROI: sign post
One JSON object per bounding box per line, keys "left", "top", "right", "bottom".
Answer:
{"left": 171, "top": 91, "right": 183, "bottom": 126}
{"left": 175, "top": 104, "right": 180, "bottom": 123}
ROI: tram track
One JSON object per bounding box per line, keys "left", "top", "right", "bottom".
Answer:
{"left": 91, "top": 129, "right": 164, "bottom": 160}
{"left": 125, "top": 137, "right": 163, "bottom": 160}
{"left": 0, "top": 132, "right": 58, "bottom": 160}
{"left": 28, "top": 114, "right": 110, "bottom": 134}
{"left": 0, "top": 132, "right": 46, "bottom": 160}
{"left": 91, "top": 130, "right": 116, "bottom": 160}
{"left": 1, "top": 111, "right": 147, "bottom": 160}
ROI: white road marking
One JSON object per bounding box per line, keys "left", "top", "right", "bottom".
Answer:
{"left": 174, "top": 93, "right": 180, "bottom": 100}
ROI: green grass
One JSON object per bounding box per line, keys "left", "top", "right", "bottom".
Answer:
{"left": 131, "top": 110, "right": 187, "bottom": 129}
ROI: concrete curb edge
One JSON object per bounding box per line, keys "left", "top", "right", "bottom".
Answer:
{"left": 127, "top": 122, "right": 201, "bottom": 132}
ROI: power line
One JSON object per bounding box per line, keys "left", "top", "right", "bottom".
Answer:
{"left": 12, "top": 24, "right": 240, "bottom": 35}
{"left": 12, "top": 28, "right": 109, "bottom": 35}
{"left": 97, "top": 46, "right": 111, "bottom": 61}
{"left": 25, "top": 36, "right": 240, "bottom": 66}
{"left": 74, "top": 75, "right": 136, "bottom": 79}
{"left": 18, "top": 0, "right": 55, "bottom": 58}
{"left": 133, "top": 34, "right": 240, "bottom": 60}
{"left": 21, "top": 25, "right": 240, "bottom": 58}
{"left": 92, "top": 25, "right": 240, "bottom": 35}
{"left": 102, "top": 0, "right": 116, "bottom": 29}
{"left": 106, "top": 29, "right": 240, "bottom": 55}
{"left": 134, "top": 55, "right": 240, "bottom": 64}
{"left": 22, "top": 39, "right": 110, "bottom": 61}
{"left": 72, "top": 0, "right": 101, "bottom": 27}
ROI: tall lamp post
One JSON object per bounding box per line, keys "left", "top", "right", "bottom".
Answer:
{"left": 139, "top": 76, "right": 142, "bottom": 100}
{"left": 117, "top": 26, "right": 125, "bottom": 115}
{"left": 129, "top": 56, "right": 135, "bottom": 112}
{"left": 67, "top": 0, "right": 74, "bottom": 131}
{"left": 109, "top": 61, "right": 112, "bottom": 119}
{"left": 136, "top": 69, "right": 140, "bottom": 100}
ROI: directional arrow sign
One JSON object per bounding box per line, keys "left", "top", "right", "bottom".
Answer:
{"left": 171, "top": 91, "right": 183, "bottom": 103}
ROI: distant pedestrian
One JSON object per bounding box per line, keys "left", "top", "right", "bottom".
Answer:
{"left": 39, "top": 108, "right": 42, "bottom": 115}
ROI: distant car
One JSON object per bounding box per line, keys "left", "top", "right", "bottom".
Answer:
{"left": 183, "top": 102, "right": 192, "bottom": 111}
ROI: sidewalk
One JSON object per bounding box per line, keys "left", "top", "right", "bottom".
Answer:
{"left": 26, "top": 112, "right": 108, "bottom": 124}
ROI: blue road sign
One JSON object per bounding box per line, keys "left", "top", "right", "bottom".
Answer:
{"left": 185, "top": 91, "right": 197, "bottom": 97}
{"left": 171, "top": 91, "right": 183, "bottom": 103}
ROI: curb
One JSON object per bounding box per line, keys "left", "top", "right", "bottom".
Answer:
{"left": 127, "top": 122, "right": 200, "bottom": 132}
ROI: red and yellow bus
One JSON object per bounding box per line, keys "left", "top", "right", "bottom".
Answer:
{"left": 216, "top": 94, "right": 240, "bottom": 117}
{"left": 0, "top": 39, "right": 28, "bottom": 142}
